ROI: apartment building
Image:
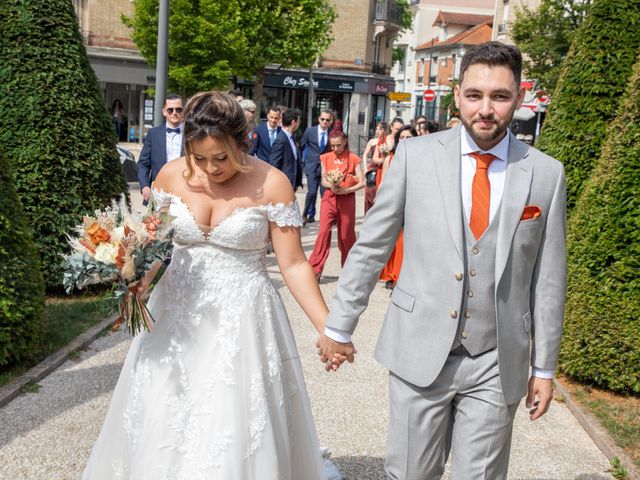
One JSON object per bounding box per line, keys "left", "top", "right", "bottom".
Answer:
{"left": 492, "top": 0, "right": 541, "bottom": 42}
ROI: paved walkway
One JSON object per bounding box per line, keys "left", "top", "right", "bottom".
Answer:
{"left": 0, "top": 187, "right": 614, "bottom": 479}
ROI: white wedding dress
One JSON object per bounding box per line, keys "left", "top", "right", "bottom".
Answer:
{"left": 83, "top": 190, "right": 338, "bottom": 480}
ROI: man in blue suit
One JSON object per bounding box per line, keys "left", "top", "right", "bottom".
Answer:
{"left": 137, "top": 94, "right": 184, "bottom": 204}
{"left": 300, "top": 110, "right": 333, "bottom": 224}
{"left": 251, "top": 106, "right": 281, "bottom": 162}
{"left": 269, "top": 108, "right": 303, "bottom": 191}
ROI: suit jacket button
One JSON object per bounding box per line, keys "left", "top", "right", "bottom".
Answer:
{"left": 472, "top": 247, "right": 479, "bottom": 255}
{"left": 467, "top": 290, "right": 474, "bottom": 298}
{"left": 461, "top": 331, "right": 469, "bottom": 339}
{"left": 455, "top": 272, "right": 463, "bottom": 281}
{"left": 470, "top": 269, "right": 477, "bottom": 276}
{"left": 450, "top": 310, "right": 458, "bottom": 319}
{"left": 464, "top": 311, "right": 471, "bottom": 319}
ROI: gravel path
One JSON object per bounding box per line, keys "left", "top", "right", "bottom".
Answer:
{"left": 0, "top": 188, "right": 613, "bottom": 479}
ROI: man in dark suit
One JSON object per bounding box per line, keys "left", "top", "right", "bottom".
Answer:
{"left": 137, "top": 94, "right": 184, "bottom": 204}
{"left": 251, "top": 106, "right": 281, "bottom": 162}
{"left": 300, "top": 110, "right": 333, "bottom": 224}
{"left": 269, "top": 108, "right": 303, "bottom": 191}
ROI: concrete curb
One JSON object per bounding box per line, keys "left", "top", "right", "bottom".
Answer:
{"left": 0, "top": 314, "right": 117, "bottom": 409}
{"left": 554, "top": 379, "right": 640, "bottom": 480}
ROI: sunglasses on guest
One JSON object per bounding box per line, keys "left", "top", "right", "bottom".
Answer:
{"left": 319, "top": 117, "right": 331, "bottom": 122}
{"left": 166, "top": 107, "right": 183, "bottom": 114}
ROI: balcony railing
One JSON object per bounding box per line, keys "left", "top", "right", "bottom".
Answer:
{"left": 375, "top": 0, "right": 403, "bottom": 27}
{"left": 372, "top": 62, "right": 388, "bottom": 75}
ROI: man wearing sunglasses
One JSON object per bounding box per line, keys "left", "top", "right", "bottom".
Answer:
{"left": 137, "top": 93, "right": 185, "bottom": 205}
{"left": 300, "top": 110, "right": 333, "bottom": 225}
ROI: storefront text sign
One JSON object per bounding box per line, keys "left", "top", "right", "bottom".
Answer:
{"left": 265, "top": 75, "right": 354, "bottom": 92}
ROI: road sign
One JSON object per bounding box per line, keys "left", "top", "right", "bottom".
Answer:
{"left": 387, "top": 91, "right": 411, "bottom": 102}
{"left": 423, "top": 89, "right": 436, "bottom": 102}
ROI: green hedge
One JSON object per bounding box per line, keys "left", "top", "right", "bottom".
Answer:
{"left": 0, "top": 0, "right": 128, "bottom": 289}
{"left": 535, "top": 0, "right": 640, "bottom": 209}
{"left": 0, "top": 151, "right": 45, "bottom": 367}
{"left": 559, "top": 55, "right": 640, "bottom": 394}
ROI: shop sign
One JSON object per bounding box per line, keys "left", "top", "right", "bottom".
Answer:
{"left": 375, "top": 83, "right": 390, "bottom": 94}
{"left": 265, "top": 75, "right": 354, "bottom": 92}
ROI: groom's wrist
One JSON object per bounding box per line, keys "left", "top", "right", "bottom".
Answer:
{"left": 324, "top": 326, "right": 352, "bottom": 343}
{"left": 532, "top": 367, "right": 554, "bottom": 379}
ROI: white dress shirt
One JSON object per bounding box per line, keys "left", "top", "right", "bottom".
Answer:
{"left": 324, "top": 127, "right": 554, "bottom": 379}
{"left": 166, "top": 123, "right": 183, "bottom": 163}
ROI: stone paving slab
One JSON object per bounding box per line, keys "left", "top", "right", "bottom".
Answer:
{"left": 0, "top": 188, "right": 615, "bottom": 480}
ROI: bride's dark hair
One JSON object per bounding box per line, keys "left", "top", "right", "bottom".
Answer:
{"left": 182, "top": 91, "right": 252, "bottom": 180}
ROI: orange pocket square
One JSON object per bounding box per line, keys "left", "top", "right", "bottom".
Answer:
{"left": 521, "top": 205, "right": 542, "bottom": 221}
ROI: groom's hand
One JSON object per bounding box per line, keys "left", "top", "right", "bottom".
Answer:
{"left": 526, "top": 376, "right": 554, "bottom": 421}
{"left": 316, "top": 335, "right": 356, "bottom": 372}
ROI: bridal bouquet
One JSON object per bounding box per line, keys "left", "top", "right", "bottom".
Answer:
{"left": 62, "top": 199, "right": 174, "bottom": 335}
{"left": 325, "top": 168, "right": 345, "bottom": 186}
{"left": 378, "top": 143, "right": 390, "bottom": 157}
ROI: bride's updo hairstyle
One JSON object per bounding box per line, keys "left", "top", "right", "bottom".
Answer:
{"left": 182, "top": 91, "right": 252, "bottom": 180}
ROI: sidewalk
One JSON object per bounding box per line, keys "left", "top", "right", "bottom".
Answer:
{"left": 0, "top": 187, "right": 614, "bottom": 480}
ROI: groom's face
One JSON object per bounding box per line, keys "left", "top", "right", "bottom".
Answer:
{"left": 454, "top": 63, "right": 525, "bottom": 150}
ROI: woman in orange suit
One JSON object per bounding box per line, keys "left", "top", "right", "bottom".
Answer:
{"left": 379, "top": 125, "right": 418, "bottom": 289}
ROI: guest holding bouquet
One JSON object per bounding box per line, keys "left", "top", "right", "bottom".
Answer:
{"left": 309, "top": 131, "right": 365, "bottom": 281}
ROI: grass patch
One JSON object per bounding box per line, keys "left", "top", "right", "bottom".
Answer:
{"left": 0, "top": 293, "right": 116, "bottom": 388}
{"left": 559, "top": 376, "right": 640, "bottom": 469}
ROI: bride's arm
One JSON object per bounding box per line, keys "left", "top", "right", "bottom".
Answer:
{"left": 267, "top": 174, "right": 328, "bottom": 335}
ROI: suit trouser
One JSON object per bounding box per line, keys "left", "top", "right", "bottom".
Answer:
{"left": 303, "top": 170, "right": 322, "bottom": 219}
{"left": 385, "top": 348, "right": 519, "bottom": 480}
{"left": 309, "top": 191, "right": 356, "bottom": 275}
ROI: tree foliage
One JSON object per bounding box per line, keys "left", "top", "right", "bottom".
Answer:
{"left": 559, "top": 54, "right": 640, "bottom": 394}
{"left": 535, "top": 0, "right": 640, "bottom": 209}
{"left": 511, "top": 0, "right": 591, "bottom": 93}
{"left": 125, "top": 0, "right": 336, "bottom": 102}
{"left": 0, "top": 151, "right": 45, "bottom": 367}
{"left": 0, "top": 0, "right": 129, "bottom": 288}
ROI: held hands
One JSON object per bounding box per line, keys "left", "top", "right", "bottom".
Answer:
{"left": 526, "top": 376, "right": 554, "bottom": 421}
{"left": 316, "top": 334, "right": 357, "bottom": 372}
{"left": 331, "top": 185, "right": 348, "bottom": 195}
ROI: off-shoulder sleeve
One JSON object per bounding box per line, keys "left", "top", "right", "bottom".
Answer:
{"left": 266, "top": 202, "right": 304, "bottom": 228}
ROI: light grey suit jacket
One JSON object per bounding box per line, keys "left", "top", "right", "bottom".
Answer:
{"left": 326, "top": 126, "right": 567, "bottom": 404}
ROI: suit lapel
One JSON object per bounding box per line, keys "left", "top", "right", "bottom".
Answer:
{"left": 495, "top": 134, "right": 532, "bottom": 284}
{"left": 159, "top": 123, "right": 167, "bottom": 163}
{"left": 433, "top": 127, "right": 464, "bottom": 261}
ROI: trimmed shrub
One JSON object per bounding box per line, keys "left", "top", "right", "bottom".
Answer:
{"left": 535, "top": 0, "right": 640, "bottom": 209}
{"left": 0, "top": 0, "right": 128, "bottom": 288}
{"left": 0, "top": 151, "right": 45, "bottom": 367}
{"left": 559, "top": 55, "right": 640, "bottom": 394}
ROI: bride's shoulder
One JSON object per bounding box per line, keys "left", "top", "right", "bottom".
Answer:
{"left": 154, "top": 158, "right": 187, "bottom": 191}
{"left": 260, "top": 163, "right": 295, "bottom": 206}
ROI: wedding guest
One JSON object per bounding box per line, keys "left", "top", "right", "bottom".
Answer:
{"left": 362, "top": 122, "right": 388, "bottom": 214}
{"left": 309, "top": 131, "right": 365, "bottom": 281}
{"left": 379, "top": 125, "right": 417, "bottom": 289}
{"left": 137, "top": 93, "right": 184, "bottom": 205}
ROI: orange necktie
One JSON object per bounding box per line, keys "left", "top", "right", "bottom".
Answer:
{"left": 469, "top": 152, "right": 496, "bottom": 240}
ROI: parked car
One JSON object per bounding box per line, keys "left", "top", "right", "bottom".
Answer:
{"left": 117, "top": 145, "right": 138, "bottom": 182}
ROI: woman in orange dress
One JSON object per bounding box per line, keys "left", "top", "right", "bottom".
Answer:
{"left": 379, "top": 125, "right": 418, "bottom": 289}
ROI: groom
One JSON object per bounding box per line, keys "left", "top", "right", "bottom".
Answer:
{"left": 318, "top": 42, "right": 567, "bottom": 479}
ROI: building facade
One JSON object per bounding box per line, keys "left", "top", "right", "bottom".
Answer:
{"left": 390, "top": 0, "right": 494, "bottom": 124}
{"left": 492, "top": 0, "right": 541, "bottom": 42}
{"left": 73, "top": 0, "right": 155, "bottom": 144}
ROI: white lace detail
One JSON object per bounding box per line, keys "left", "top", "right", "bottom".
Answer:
{"left": 267, "top": 202, "right": 304, "bottom": 228}
{"left": 83, "top": 190, "right": 331, "bottom": 480}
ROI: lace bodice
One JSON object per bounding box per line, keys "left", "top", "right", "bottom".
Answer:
{"left": 153, "top": 189, "right": 303, "bottom": 251}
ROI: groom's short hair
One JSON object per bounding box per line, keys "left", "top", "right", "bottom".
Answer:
{"left": 459, "top": 42, "right": 522, "bottom": 87}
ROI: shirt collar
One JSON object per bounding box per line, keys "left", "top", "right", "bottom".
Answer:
{"left": 460, "top": 126, "right": 510, "bottom": 162}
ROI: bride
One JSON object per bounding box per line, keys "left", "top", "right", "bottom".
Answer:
{"left": 83, "top": 91, "right": 341, "bottom": 479}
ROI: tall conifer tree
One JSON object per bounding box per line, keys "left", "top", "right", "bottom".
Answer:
{"left": 0, "top": 0, "right": 128, "bottom": 288}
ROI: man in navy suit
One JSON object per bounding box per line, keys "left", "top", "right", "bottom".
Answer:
{"left": 269, "top": 108, "right": 303, "bottom": 191}
{"left": 137, "top": 94, "right": 184, "bottom": 204}
{"left": 300, "top": 110, "right": 333, "bottom": 224}
{"left": 251, "top": 106, "right": 281, "bottom": 162}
